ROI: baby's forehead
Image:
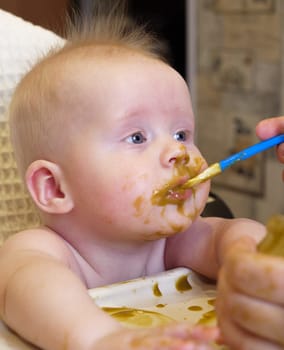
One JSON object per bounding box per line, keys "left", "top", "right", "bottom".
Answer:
{"left": 27, "top": 45, "right": 131, "bottom": 95}
{"left": 44, "top": 44, "right": 168, "bottom": 89}
{"left": 52, "top": 44, "right": 157, "bottom": 69}
{"left": 29, "top": 44, "right": 180, "bottom": 114}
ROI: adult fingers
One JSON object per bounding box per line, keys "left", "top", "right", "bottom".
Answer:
{"left": 224, "top": 292, "right": 284, "bottom": 346}
{"left": 218, "top": 315, "right": 283, "bottom": 350}
{"left": 276, "top": 143, "right": 284, "bottom": 163}
{"left": 217, "top": 274, "right": 284, "bottom": 350}
{"left": 256, "top": 117, "right": 284, "bottom": 140}
{"left": 223, "top": 251, "right": 284, "bottom": 304}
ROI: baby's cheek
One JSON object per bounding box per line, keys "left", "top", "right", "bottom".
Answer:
{"left": 121, "top": 178, "right": 135, "bottom": 193}
{"left": 120, "top": 175, "right": 152, "bottom": 215}
{"left": 121, "top": 173, "right": 149, "bottom": 193}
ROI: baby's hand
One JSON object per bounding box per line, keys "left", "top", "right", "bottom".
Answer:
{"left": 94, "top": 323, "right": 220, "bottom": 350}
{"left": 217, "top": 249, "right": 284, "bottom": 350}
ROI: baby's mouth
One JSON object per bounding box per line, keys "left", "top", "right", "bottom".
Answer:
{"left": 166, "top": 187, "right": 192, "bottom": 202}
{"left": 151, "top": 155, "right": 205, "bottom": 207}
{"left": 151, "top": 176, "right": 192, "bottom": 206}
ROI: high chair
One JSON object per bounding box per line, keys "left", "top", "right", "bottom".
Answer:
{"left": 0, "top": 9, "right": 64, "bottom": 244}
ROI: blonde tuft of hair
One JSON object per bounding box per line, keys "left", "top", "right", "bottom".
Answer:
{"left": 62, "top": 0, "right": 168, "bottom": 60}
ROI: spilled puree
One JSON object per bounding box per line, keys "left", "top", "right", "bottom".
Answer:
{"left": 102, "top": 307, "right": 174, "bottom": 328}
{"left": 175, "top": 274, "right": 192, "bottom": 292}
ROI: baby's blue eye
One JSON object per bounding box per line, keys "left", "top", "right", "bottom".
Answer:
{"left": 126, "top": 132, "right": 147, "bottom": 144}
{"left": 174, "top": 130, "right": 188, "bottom": 142}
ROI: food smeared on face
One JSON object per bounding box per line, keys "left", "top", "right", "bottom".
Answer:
{"left": 258, "top": 214, "right": 284, "bottom": 257}
{"left": 134, "top": 195, "right": 145, "bottom": 217}
{"left": 151, "top": 153, "right": 204, "bottom": 212}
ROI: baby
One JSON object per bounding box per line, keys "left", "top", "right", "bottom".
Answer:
{"left": 0, "top": 5, "right": 266, "bottom": 350}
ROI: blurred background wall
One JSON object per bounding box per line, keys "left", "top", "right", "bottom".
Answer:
{"left": 194, "top": 0, "right": 284, "bottom": 224}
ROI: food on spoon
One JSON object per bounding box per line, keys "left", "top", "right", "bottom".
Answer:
{"left": 258, "top": 214, "right": 284, "bottom": 257}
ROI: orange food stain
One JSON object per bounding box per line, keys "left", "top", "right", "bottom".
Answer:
{"left": 152, "top": 282, "right": 162, "bottom": 297}
{"left": 188, "top": 305, "right": 203, "bottom": 311}
{"left": 102, "top": 306, "right": 173, "bottom": 328}
{"left": 196, "top": 310, "right": 216, "bottom": 325}
{"left": 133, "top": 196, "right": 144, "bottom": 217}
{"left": 155, "top": 303, "right": 166, "bottom": 308}
{"left": 175, "top": 274, "right": 192, "bottom": 292}
{"left": 207, "top": 298, "right": 216, "bottom": 306}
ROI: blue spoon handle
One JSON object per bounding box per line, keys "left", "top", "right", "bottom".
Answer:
{"left": 219, "top": 134, "right": 284, "bottom": 171}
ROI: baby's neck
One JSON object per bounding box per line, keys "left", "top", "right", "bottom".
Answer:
{"left": 69, "top": 237, "right": 166, "bottom": 288}
{"left": 45, "top": 219, "right": 167, "bottom": 288}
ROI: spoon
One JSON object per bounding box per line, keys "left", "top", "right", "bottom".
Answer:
{"left": 182, "top": 134, "right": 284, "bottom": 189}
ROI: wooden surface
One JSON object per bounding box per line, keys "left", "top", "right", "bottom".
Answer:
{"left": 0, "top": 0, "right": 69, "bottom": 35}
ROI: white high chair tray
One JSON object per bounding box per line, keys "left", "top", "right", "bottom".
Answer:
{"left": 0, "top": 267, "right": 218, "bottom": 349}
{"left": 89, "top": 267, "right": 217, "bottom": 328}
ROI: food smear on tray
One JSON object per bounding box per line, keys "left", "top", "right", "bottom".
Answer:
{"left": 188, "top": 305, "right": 203, "bottom": 311}
{"left": 102, "top": 305, "right": 222, "bottom": 348}
{"left": 258, "top": 214, "right": 284, "bottom": 256}
{"left": 102, "top": 306, "right": 174, "bottom": 328}
{"left": 175, "top": 274, "right": 193, "bottom": 292}
{"left": 101, "top": 296, "right": 218, "bottom": 330}
{"left": 197, "top": 310, "right": 216, "bottom": 326}
{"left": 152, "top": 282, "right": 162, "bottom": 296}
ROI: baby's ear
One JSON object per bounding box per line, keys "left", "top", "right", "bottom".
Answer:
{"left": 25, "top": 160, "right": 74, "bottom": 214}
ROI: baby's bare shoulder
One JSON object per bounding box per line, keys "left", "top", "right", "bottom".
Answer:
{"left": 0, "top": 228, "right": 95, "bottom": 285}
{"left": 0, "top": 227, "right": 90, "bottom": 290}
{"left": 0, "top": 227, "right": 74, "bottom": 265}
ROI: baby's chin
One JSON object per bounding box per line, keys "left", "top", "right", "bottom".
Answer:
{"left": 136, "top": 191, "right": 206, "bottom": 240}
{"left": 141, "top": 224, "right": 189, "bottom": 241}
{"left": 164, "top": 197, "right": 202, "bottom": 221}
{"left": 142, "top": 212, "right": 196, "bottom": 241}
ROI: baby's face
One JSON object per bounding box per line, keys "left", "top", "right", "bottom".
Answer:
{"left": 60, "top": 52, "right": 210, "bottom": 241}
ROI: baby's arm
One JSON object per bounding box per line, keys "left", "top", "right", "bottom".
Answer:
{"left": 165, "top": 216, "right": 265, "bottom": 279}
{"left": 0, "top": 229, "right": 220, "bottom": 350}
{"left": 0, "top": 229, "right": 121, "bottom": 350}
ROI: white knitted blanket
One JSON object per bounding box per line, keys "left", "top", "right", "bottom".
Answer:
{"left": 0, "top": 10, "right": 64, "bottom": 242}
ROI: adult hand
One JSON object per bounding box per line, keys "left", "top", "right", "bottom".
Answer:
{"left": 217, "top": 248, "right": 284, "bottom": 350}
{"left": 256, "top": 117, "right": 284, "bottom": 179}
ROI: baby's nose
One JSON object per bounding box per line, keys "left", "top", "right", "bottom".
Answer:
{"left": 161, "top": 143, "right": 189, "bottom": 167}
